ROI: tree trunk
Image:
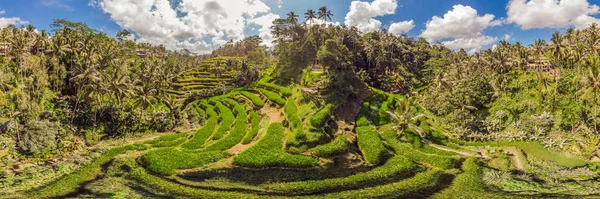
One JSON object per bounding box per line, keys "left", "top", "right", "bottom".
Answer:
{"left": 595, "top": 90, "right": 598, "bottom": 133}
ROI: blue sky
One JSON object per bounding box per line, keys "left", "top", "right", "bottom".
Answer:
{"left": 2, "top": 0, "right": 600, "bottom": 54}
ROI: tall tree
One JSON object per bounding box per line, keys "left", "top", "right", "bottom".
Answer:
{"left": 318, "top": 6, "right": 333, "bottom": 23}
{"left": 304, "top": 9, "right": 317, "bottom": 25}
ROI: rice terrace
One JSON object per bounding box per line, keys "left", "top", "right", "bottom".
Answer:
{"left": 4, "top": 0, "right": 600, "bottom": 198}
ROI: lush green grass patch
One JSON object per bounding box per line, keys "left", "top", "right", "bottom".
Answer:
{"left": 202, "top": 105, "right": 248, "bottom": 151}
{"left": 240, "top": 91, "right": 265, "bottom": 108}
{"left": 152, "top": 137, "right": 187, "bottom": 148}
{"left": 181, "top": 106, "right": 219, "bottom": 150}
{"left": 257, "top": 81, "right": 292, "bottom": 96}
{"left": 264, "top": 156, "right": 419, "bottom": 195}
{"left": 211, "top": 102, "right": 235, "bottom": 140}
{"left": 381, "top": 127, "right": 458, "bottom": 169}
{"left": 242, "top": 112, "right": 261, "bottom": 144}
{"left": 258, "top": 89, "right": 286, "bottom": 106}
{"left": 310, "top": 104, "right": 334, "bottom": 128}
{"left": 29, "top": 144, "right": 148, "bottom": 197}
{"left": 143, "top": 148, "right": 229, "bottom": 176}
{"left": 314, "top": 169, "right": 445, "bottom": 199}
{"left": 144, "top": 132, "right": 188, "bottom": 145}
{"left": 233, "top": 123, "right": 318, "bottom": 168}
{"left": 309, "top": 135, "right": 348, "bottom": 157}
{"left": 355, "top": 126, "right": 387, "bottom": 165}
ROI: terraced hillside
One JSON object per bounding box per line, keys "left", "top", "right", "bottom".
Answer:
{"left": 166, "top": 57, "right": 245, "bottom": 98}
{"left": 20, "top": 82, "right": 598, "bottom": 198}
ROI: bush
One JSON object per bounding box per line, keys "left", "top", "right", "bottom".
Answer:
{"left": 211, "top": 102, "right": 235, "bottom": 140}
{"left": 310, "top": 104, "right": 334, "bottom": 127}
{"left": 378, "top": 96, "right": 394, "bottom": 125}
{"left": 264, "top": 156, "right": 419, "bottom": 195}
{"left": 381, "top": 127, "right": 458, "bottom": 169}
{"left": 257, "top": 81, "right": 292, "bottom": 96}
{"left": 143, "top": 148, "right": 229, "bottom": 176}
{"left": 355, "top": 126, "right": 387, "bottom": 165}
{"left": 30, "top": 144, "right": 148, "bottom": 197}
{"left": 233, "top": 122, "right": 318, "bottom": 168}
{"left": 242, "top": 112, "right": 261, "bottom": 144}
{"left": 202, "top": 104, "right": 248, "bottom": 151}
{"left": 239, "top": 91, "right": 265, "bottom": 108}
{"left": 181, "top": 107, "right": 219, "bottom": 150}
{"left": 149, "top": 111, "right": 174, "bottom": 132}
{"left": 258, "top": 89, "right": 286, "bottom": 106}
{"left": 284, "top": 100, "right": 302, "bottom": 130}
{"left": 151, "top": 137, "right": 187, "bottom": 148}
{"left": 17, "top": 120, "right": 63, "bottom": 156}
{"left": 356, "top": 102, "right": 371, "bottom": 127}
{"left": 309, "top": 135, "right": 348, "bottom": 157}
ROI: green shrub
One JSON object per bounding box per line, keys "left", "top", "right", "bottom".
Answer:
{"left": 152, "top": 137, "right": 187, "bottom": 148}
{"left": 239, "top": 91, "right": 265, "bottom": 108}
{"left": 381, "top": 128, "right": 458, "bottom": 169}
{"left": 202, "top": 105, "right": 248, "bottom": 151}
{"left": 257, "top": 81, "right": 292, "bottom": 96}
{"left": 284, "top": 100, "right": 302, "bottom": 130}
{"left": 143, "top": 148, "right": 229, "bottom": 176}
{"left": 221, "top": 98, "right": 241, "bottom": 109}
{"left": 242, "top": 112, "right": 261, "bottom": 144}
{"left": 29, "top": 144, "right": 148, "bottom": 197}
{"left": 211, "top": 102, "right": 235, "bottom": 140}
{"left": 265, "top": 155, "right": 419, "bottom": 195}
{"left": 316, "top": 169, "right": 445, "bottom": 199}
{"left": 233, "top": 123, "right": 318, "bottom": 168}
{"left": 181, "top": 106, "right": 219, "bottom": 150}
{"left": 144, "top": 133, "right": 188, "bottom": 145}
{"left": 431, "top": 158, "right": 513, "bottom": 199}
{"left": 310, "top": 104, "right": 334, "bottom": 127}
{"left": 355, "top": 126, "right": 387, "bottom": 165}
{"left": 17, "top": 120, "right": 63, "bottom": 156}
{"left": 356, "top": 102, "right": 371, "bottom": 127}
{"left": 258, "top": 89, "right": 286, "bottom": 106}
{"left": 378, "top": 96, "right": 394, "bottom": 125}
{"left": 309, "top": 135, "right": 348, "bottom": 157}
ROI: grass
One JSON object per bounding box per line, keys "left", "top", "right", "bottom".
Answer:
{"left": 129, "top": 168, "right": 262, "bottom": 199}
{"left": 463, "top": 141, "right": 587, "bottom": 168}
{"left": 378, "top": 96, "right": 394, "bottom": 125}
{"left": 143, "top": 148, "right": 229, "bottom": 176}
{"left": 355, "top": 126, "right": 387, "bottom": 165}
{"left": 431, "top": 158, "right": 515, "bottom": 199}
{"left": 144, "top": 132, "right": 188, "bottom": 145}
{"left": 240, "top": 91, "right": 265, "bottom": 108}
{"left": 310, "top": 104, "right": 334, "bottom": 128}
{"left": 233, "top": 122, "right": 318, "bottom": 168}
{"left": 264, "top": 156, "right": 419, "bottom": 195}
{"left": 242, "top": 112, "right": 261, "bottom": 144}
{"left": 309, "top": 135, "right": 348, "bottom": 157}
{"left": 29, "top": 144, "right": 148, "bottom": 197}
{"left": 202, "top": 104, "right": 248, "bottom": 151}
{"left": 257, "top": 81, "right": 292, "bottom": 96}
{"left": 151, "top": 137, "right": 187, "bottom": 148}
{"left": 356, "top": 102, "right": 371, "bottom": 127}
{"left": 181, "top": 106, "right": 219, "bottom": 150}
{"left": 258, "top": 88, "right": 286, "bottom": 106}
{"left": 381, "top": 127, "right": 458, "bottom": 169}
{"left": 211, "top": 102, "right": 235, "bottom": 140}
{"left": 313, "top": 169, "right": 446, "bottom": 199}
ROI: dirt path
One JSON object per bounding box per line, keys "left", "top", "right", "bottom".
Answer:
{"left": 427, "top": 143, "right": 487, "bottom": 158}
{"left": 503, "top": 148, "right": 524, "bottom": 171}
{"left": 261, "top": 105, "right": 283, "bottom": 123}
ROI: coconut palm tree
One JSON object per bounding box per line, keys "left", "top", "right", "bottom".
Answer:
{"left": 304, "top": 9, "right": 317, "bottom": 25}
{"left": 581, "top": 54, "right": 600, "bottom": 132}
{"left": 387, "top": 97, "right": 427, "bottom": 138}
{"left": 318, "top": 6, "right": 333, "bottom": 23}
{"left": 287, "top": 11, "right": 299, "bottom": 25}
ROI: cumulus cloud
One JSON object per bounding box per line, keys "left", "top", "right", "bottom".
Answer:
{"left": 420, "top": 4, "right": 500, "bottom": 53}
{"left": 388, "top": 20, "right": 415, "bottom": 35}
{"left": 94, "top": 0, "right": 274, "bottom": 54}
{"left": 0, "top": 10, "right": 5, "bottom": 15}
{"left": 0, "top": 17, "right": 28, "bottom": 28}
{"left": 41, "top": 0, "right": 75, "bottom": 11}
{"left": 248, "top": 13, "right": 280, "bottom": 47}
{"left": 507, "top": 0, "right": 600, "bottom": 29}
{"left": 345, "top": 0, "right": 399, "bottom": 33}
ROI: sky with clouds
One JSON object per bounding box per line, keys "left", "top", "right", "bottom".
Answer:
{"left": 2, "top": 0, "right": 600, "bottom": 54}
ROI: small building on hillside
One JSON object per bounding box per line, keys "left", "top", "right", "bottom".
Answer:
{"left": 135, "top": 49, "right": 147, "bottom": 58}
{"left": 527, "top": 56, "right": 552, "bottom": 72}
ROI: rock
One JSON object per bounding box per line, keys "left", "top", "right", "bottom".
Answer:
{"left": 590, "top": 156, "right": 600, "bottom": 163}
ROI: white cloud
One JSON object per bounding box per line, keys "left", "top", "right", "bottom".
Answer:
{"left": 345, "top": 0, "right": 399, "bottom": 33}
{"left": 0, "top": 10, "right": 5, "bottom": 15}
{"left": 0, "top": 17, "right": 28, "bottom": 28}
{"left": 42, "top": 0, "right": 75, "bottom": 11}
{"left": 248, "top": 13, "right": 280, "bottom": 47}
{"left": 507, "top": 0, "right": 600, "bottom": 29}
{"left": 504, "top": 34, "right": 511, "bottom": 40}
{"left": 420, "top": 4, "right": 501, "bottom": 53}
{"left": 95, "top": 0, "right": 274, "bottom": 54}
{"left": 388, "top": 20, "right": 414, "bottom": 35}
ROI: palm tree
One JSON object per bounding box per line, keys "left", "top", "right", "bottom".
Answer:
{"left": 581, "top": 54, "right": 600, "bottom": 132}
{"left": 318, "top": 6, "right": 333, "bottom": 23}
{"left": 304, "top": 9, "right": 317, "bottom": 25}
{"left": 287, "top": 11, "right": 299, "bottom": 24}
{"left": 387, "top": 97, "right": 427, "bottom": 138}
